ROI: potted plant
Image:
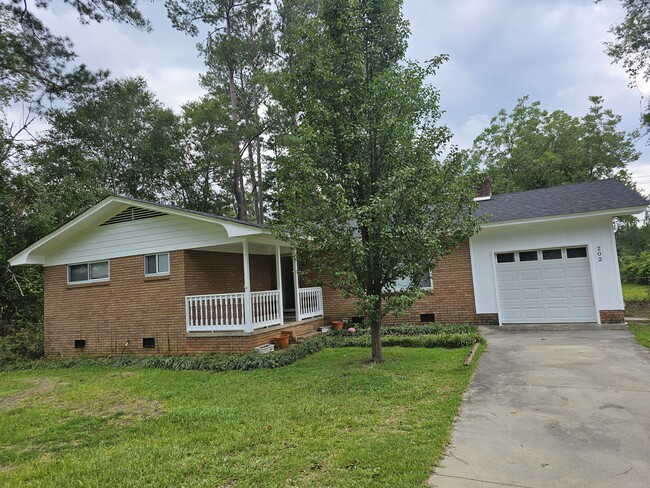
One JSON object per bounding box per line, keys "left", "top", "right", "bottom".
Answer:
{"left": 273, "top": 335, "right": 289, "bottom": 349}
{"left": 332, "top": 319, "right": 344, "bottom": 331}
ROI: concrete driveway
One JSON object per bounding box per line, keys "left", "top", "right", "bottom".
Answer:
{"left": 429, "top": 327, "right": 650, "bottom": 488}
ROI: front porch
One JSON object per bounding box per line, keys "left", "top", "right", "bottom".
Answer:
{"left": 184, "top": 239, "right": 323, "bottom": 334}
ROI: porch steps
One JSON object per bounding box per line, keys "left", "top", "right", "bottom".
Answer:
{"left": 282, "top": 329, "right": 323, "bottom": 344}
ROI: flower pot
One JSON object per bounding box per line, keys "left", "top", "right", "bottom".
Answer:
{"left": 273, "top": 335, "right": 289, "bottom": 349}
{"left": 332, "top": 320, "right": 344, "bottom": 331}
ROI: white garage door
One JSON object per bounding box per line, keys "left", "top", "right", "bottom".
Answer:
{"left": 495, "top": 247, "right": 597, "bottom": 323}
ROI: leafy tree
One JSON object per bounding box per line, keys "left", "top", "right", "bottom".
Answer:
{"left": 166, "top": 0, "right": 275, "bottom": 223}
{"left": 600, "top": 0, "right": 650, "bottom": 129}
{"left": 273, "top": 0, "right": 480, "bottom": 363}
{"left": 31, "top": 77, "right": 183, "bottom": 218}
{"left": 1, "top": 0, "right": 149, "bottom": 166}
{"left": 468, "top": 96, "right": 640, "bottom": 194}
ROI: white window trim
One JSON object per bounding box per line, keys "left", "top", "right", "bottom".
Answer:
{"left": 67, "top": 260, "right": 110, "bottom": 284}
{"left": 392, "top": 270, "right": 434, "bottom": 292}
{"left": 144, "top": 253, "right": 170, "bottom": 277}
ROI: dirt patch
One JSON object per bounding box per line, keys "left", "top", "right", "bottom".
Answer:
{"left": 625, "top": 301, "right": 650, "bottom": 319}
{"left": 0, "top": 378, "right": 63, "bottom": 410}
{"left": 73, "top": 395, "right": 165, "bottom": 427}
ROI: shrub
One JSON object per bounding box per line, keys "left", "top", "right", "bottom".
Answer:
{"left": 0, "top": 325, "right": 44, "bottom": 365}
{"left": 328, "top": 324, "right": 478, "bottom": 337}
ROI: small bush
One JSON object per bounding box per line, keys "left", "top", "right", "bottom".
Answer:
{"left": 0, "top": 326, "right": 44, "bottom": 365}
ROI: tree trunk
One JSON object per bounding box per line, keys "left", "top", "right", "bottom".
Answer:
{"left": 370, "top": 294, "right": 383, "bottom": 363}
{"left": 226, "top": 8, "right": 246, "bottom": 221}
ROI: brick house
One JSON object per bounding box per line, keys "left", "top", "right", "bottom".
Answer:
{"left": 9, "top": 179, "right": 648, "bottom": 358}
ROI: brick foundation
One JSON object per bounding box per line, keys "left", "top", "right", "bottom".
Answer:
{"left": 319, "top": 241, "right": 489, "bottom": 326}
{"left": 599, "top": 310, "right": 625, "bottom": 324}
{"left": 44, "top": 250, "right": 321, "bottom": 358}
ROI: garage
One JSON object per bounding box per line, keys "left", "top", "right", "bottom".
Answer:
{"left": 495, "top": 246, "right": 597, "bottom": 323}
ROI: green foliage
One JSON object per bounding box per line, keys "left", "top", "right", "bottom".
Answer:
{"left": 166, "top": 0, "right": 276, "bottom": 222}
{"left": 629, "top": 322, "right": 650, "bottom": 349}
{"left": 0, "top": 325, "right": 43, "bottom": 364}
{"left": 32, "top": 77, "right": 183, "bottom": 208}
{"left": 620, "top": 251, "right": 650, "bottom": 283}
{"left": 329, "top": 323, "right": 477, "bottom": 336}
{"left": 468, "top": 96, "right": 640, "bottom": 194}
{"left": 272, "top": 0, "right": 481, "bottom": 362}
{"left": 621, "top": 282, "right": 650, "bottom": 301}
{"left": 601, "top": 0, "right": 650, "bottom": 130}
{"left": 1, "top": 325, "right": 482, "bottom": 372}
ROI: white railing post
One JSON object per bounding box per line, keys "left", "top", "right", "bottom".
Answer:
{"left": 243, "top": 240, "right": 253, "bottom": 333}
{"left": 292, "top": 248, "right": 301, "bottom": 321}
{"left": 276, "top": 245, "right": 284, "bottom": 325}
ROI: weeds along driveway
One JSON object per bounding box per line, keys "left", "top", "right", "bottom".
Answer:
{"left": 430, "top": 327, "right": 650, "bottom": 488}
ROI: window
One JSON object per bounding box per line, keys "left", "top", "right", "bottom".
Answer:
{"left": 145, "top": 253, "right": 170, "bottom": 276}
{"left": 393, "top": 271, "right": 433, "bottom": 291}
{"left": 496, "top": 252, "right": 515, "bottom": 263}
{"left": 567, "top": 247, "right": 587, "bottom": 259}
{"left": 519, "top": 251, "right": 538, "bottom": 262}
{"left": 542, "top": 249, "right": 562, "bottom": 260}
{"left": 68, "top": 261, "right": 109, "bottom": 283}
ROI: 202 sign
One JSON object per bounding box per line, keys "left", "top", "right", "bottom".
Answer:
{"left": 596, "top": 245, "right": 603, "bottom": 262}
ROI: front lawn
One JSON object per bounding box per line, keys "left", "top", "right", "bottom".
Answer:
{"left": 0, "top": 346, "right": 481, "bottom": 487}
{"left": 629, "top": 322, "right": 650, "bottom": 350}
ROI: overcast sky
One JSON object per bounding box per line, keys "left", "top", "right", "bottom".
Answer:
{"left": 40, "top": 0, "right": 650, "bottom": 193}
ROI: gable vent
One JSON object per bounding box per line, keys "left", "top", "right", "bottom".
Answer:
{"left": 101, "top": 206, "right": 167, "bottom": 226}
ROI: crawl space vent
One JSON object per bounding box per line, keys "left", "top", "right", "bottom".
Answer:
{"left": 143, "top": 338, "right": 156, "bottom": 348}
{"left": 101, "top": 206, "right": 166, "bottom": 226}
{"left": 420, "top": 313, "right": 436, "bottom": 323}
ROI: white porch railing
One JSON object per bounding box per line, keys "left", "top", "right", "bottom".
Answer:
{"left": 251, "top": 290, "right": 281, "bottom": 330}
{"left": 186, "top": 287, "right": 323, "bottom": 332}
{"left": 186, "top": 290, "right": 283, "bottom": 332}
{"left": 186, "top": 292, "right": 245, "bottom": 332}
{"left": 297, "top": 287, "right": 324, "bottom": 321}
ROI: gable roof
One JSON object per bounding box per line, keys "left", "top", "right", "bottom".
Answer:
{"left": 9, "top": 195, "right": 280, "bottom": 266}
{"left": 475, "top": 179, "right": 649, "bottom": 224}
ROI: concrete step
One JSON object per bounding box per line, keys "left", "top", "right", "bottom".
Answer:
{"left": 293, "top": 330, "right": 323, "bottom": 344}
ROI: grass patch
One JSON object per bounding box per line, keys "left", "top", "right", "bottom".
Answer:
{"left": 622, "top": 283, "right": 650, "bottom": 302}
{"left": 629, "top": 322, "right": 650, "bottom": 350}
{"left": 0, "top": 346, "right": 482, "bottom": 487}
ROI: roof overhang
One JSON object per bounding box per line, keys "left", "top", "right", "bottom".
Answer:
{"left": 9, "top": 196, "right": 283, "bottom": 266}
{"left": 479, "top": 206, "right": 647, "bottom": 229}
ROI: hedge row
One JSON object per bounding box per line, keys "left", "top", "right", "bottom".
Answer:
{"left": 1, "top": 328, "right": 484, "bottom": 373}
{"left": 329, "top": 324, "right": 478, "bottom": 337}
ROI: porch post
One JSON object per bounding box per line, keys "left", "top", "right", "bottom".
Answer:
{"left": 292, "top": 248, "right": 301, "bottom": 321}
{"left": 275, "top": 245, "right": 284, "bottom": 325}
{"left": 243, "top": 239, "right": 253, "bottom": 332}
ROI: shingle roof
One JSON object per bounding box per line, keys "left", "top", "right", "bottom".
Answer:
{"left": 475, "top": 179, "right": 649, "bottom": 223}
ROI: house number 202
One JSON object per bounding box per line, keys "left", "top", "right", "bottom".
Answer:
{"left": 597, "top": 246, "right": 603, "bottom": 262}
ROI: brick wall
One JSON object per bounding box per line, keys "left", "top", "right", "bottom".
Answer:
{"left": 320, "top": 241, "right": 485, "bottom": 325}
{"left": 600, "top": 310, "right": 625, "bottom": 324}
{"left": 44, "top": 250, "right": 301, "bottom": 358}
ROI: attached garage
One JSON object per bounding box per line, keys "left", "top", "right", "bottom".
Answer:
{"left": 495, "top": 247, "right": 597, "bottom": 323}
{"left": 470, "top": 179, "right": 650, "bottom": 325}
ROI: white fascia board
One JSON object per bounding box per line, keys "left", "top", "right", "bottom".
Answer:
{"left": 9, "top": 196, "right": 272, "bottom": 266}
{"left": 9, "top": 198, "right": 122, "bottom": 266}
{"left": 480, "top": 206, "right": 647, "bottom": 229}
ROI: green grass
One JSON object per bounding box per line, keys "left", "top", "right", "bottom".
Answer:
{"left": 0, "top": 346, "right": 481, "bottom": 487}
{"left": 629, "top": 323, "right": 650, "bottom": 350}
{"left": 622, "top": 283, "right": 650, "bottom": 302}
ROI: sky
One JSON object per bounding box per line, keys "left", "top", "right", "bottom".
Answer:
{"left": 37, "top": 0, "right": 650, "bottom": 193}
